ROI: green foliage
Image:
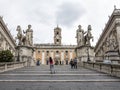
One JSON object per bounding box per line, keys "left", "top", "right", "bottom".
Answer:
{"left": 0, "top": 50, "right": 14, "bottom": 62}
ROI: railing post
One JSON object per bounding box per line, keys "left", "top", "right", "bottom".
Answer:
{"left": 93, "top": 63, "right": 94, "bottom": 68}
{"left": 111, "top": 65, "right": 113, "bottom": 74}
{"left": 13, "top": 63, "right": 15, "bottom": 69}
{"left": 4, "top": 63, "right": 7, "bottom": 71}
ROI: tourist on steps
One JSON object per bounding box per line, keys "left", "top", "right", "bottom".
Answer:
{"left": 49, "top": 57, "right": 55, "bottom": 74}
{"left": 73, "top": 58, "right": 77, "bottom": 69}
{"left": 70, "top": 59, "right": 74, "bottom": 69}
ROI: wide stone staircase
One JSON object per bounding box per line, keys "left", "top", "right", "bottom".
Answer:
{"left": 0, "top": 65, "right": 120, "bottom": 90}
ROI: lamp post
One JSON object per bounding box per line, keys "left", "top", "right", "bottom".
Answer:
{"left": 17, "top": 48, "right": 20, "bottom": 62}
{"left": 3, "top": 54, "right": 6, "bottom": 61}
{"left": 86, "top": 46, "right": 90, "bottom": 62}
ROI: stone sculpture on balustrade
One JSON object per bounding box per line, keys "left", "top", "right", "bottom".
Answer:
{"left": 16, "top": 25, "right": 33, "bottom": 46}
{"left": 15, "top": 25, "right": 34, "bottom": 66}
{"left": 76, "top": 25, "right": 95, "bottom": 62}
{"left": 76, "top": 25, "right": 93, "bottom": 47}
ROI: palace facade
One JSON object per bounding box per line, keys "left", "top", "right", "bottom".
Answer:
{"left": 34, "top": 26, "right": 76, "bottom": 65}
{"left": 94, "top": 8, "right": 120, "bottom": 63}
{"left": 0, "top": 16, "right": 16, "bottom": 55}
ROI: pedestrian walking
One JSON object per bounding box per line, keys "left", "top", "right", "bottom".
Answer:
{"left": 36, "top": 60, "right": 40, "bottom": 66}
{"left": 70, "top": 59, "right": 74, "bottom": 69}
{"left": 49, "top": 57, "right": 55, "bottom": 74}
{"left": 73, "top": 58, "right": 77, "bottom": 69}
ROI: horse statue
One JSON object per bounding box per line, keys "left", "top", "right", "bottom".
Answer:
{"left": 15, "top": 25, "right": 23, "bottom": 45}
{"left": 84, "top": 25, "right": 93, "bottom": 46}
{"left": 16, "top": 25, "right": 26, "bottom": 45}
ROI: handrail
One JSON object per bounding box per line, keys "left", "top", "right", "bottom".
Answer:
{"left": 0, "top": 61, "right": 26, "bottom": 73}
{"left": 79, "top": 62, "right": 120, "bottom": 77}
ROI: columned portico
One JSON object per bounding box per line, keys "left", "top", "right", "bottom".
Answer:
{"left": 34, "top": 26, "right": 76, "bottom": 65}
{"left": 42, "top": 51, "right": 45, "bottom": 64}
{"left": 50, "top": 51, "right": 54, "bottom": 59}
{"left": 61, "top": 51, "right": 64, "bottom": 64}
{"left": 70, "top": 51, "right": 73, "bottom": 59}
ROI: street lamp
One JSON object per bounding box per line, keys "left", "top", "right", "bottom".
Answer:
{"left": 17, "top": 48, "right": 20, "bottom": 62}
{"left": 86, "top": 46, "right": 90, "bottom": 62}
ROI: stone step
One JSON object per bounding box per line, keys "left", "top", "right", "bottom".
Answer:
{"left": 0, "top": 74, "right": 117, "bottom": 80}
{"left": 0, "top": 79, "right": 120, "bottom": 82}
{"left": 0, "top": 65, "right": 120, "bottom": 90}
{"left": 2, "top": 70, "right": 100, "bottom": 74}
{"left": 0, "top": 73, "right": 107, "bottom": 76}
{"left": 0, "top": 81, "right": 120, "bottom": 90}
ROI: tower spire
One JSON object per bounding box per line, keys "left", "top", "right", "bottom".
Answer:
{"left": 114, "top": 5, "right": 116, "bottom": 10}
{"left": 57, "top": 24, "right": 59, "bottom": 28}
{"left": 54, "top": 26, "right": 62, "bottom": 45}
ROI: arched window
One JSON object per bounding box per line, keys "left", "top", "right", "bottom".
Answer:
{"left": 57, "top": 39, "right": 59, "bottom": 42}
{"left": 46, "top": 51, "right": 49, "bottom": 56}
{"left": 56, "top": 51, "right": 59, "bottom": 54}
{"left": 38, "top": 51, "right": 40, "bottom": 53}
{"left": 56, "top": 32, "right": 59, "bottom": 35}
{"left": 65, "top": 51, "right": 68, "bottom": 55}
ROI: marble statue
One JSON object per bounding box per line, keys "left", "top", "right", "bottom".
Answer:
{"left": 84, "top": 25, "right": 94, "bottom": 46}
{"left": 76, "top": 25, "right": 93, "bottom": 46}
{"left": 76, "top": 25, "right": 86, "bottom": 46}
{"left": 23, "top": 25, "right": 33, "bottom": 46}
{"left": 16, "top": 25, "right": 23, "bottom": 45}
{"left": 16, "top": 25, "right": 33, "bottom": 46}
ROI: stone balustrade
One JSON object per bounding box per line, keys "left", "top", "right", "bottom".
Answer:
{"left": 79, "top": 62, "right": 120, "bottom": 77}
{"left": 0, "top": 62, "right": 26, "bottom": 73}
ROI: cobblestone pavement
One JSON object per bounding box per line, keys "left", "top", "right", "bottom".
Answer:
{"left": 0, "top": 65, "right": 120, "bottom": 90}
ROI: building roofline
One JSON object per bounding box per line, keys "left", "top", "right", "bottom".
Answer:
{"left": 0, "top": 16, "right": 16, "bottom": 47}
{"left": 94, "top": 8, "right": 120, "bottom": 51}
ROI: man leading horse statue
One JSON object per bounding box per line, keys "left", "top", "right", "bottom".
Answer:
{"left": 76, "top": 25, "right": 93, "bottom": 47}
{"left": 15, "top": 25, "right": 33, "bottom": 46}
{"left": 84, "top": 25, "right": 94, "bottom": 46}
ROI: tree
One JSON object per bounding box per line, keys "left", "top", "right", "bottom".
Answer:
{"left": 0, "top": 50, "right": 14, "bottom": 62}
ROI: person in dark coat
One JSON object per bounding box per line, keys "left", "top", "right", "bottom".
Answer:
{"left": 70, "top": 59, "right": 74, "bottom": 69}
{"left": 36, "top": 60, "right": 40, "bottom": 66}
{"left": 73, "top": 58, "right": 77, "bottom": 69}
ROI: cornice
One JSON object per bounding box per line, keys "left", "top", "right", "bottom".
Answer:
{"left": 0, "top": 17, "right": 16, "bottom": 47}
{"left": 95, "top": 9, "right": 120, "bottom": 52}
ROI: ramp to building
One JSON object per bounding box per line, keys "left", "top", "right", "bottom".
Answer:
{"left": 0, "top": 65, "right": 120, "bottom": 90}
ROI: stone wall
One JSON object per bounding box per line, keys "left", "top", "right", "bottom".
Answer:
{"left": 0, "top": 16, "right": 16, "bottom": 55}
{"left": 79, "top": 62, "right": 120, "bottom": 77}
{"left": 0, "top": 62, "right": 26, "bottom": 73}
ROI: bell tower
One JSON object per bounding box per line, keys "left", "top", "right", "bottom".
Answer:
{"left": 54, "top": 26, "right": 62, "bottom": 45}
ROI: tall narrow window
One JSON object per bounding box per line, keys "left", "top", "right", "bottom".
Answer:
{"left": 56, "top": 32, "right": 59, "bottom": 35}
{"left": 57, "top": 39, "right": 59, "bottom": 42}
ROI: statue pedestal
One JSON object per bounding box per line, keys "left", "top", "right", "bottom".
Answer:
{"left": 75, "top": 45, "right": 95, "bottom": 62}
{"left": 15, "top": 45, "right": 35, "bottom": 66}
{"left": 105, "top": 50, "right": 120, "bottom": 64}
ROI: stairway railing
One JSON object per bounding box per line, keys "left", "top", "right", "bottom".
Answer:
{"left": 79, "top": 62, "right": 120, "bottom": 77}
{"left": 0, "top": 61, "right": 26, "bottom": 73}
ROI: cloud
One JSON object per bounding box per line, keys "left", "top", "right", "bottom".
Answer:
{"left": 56, "top": 2, "right": 85, "bottom": 27}
{"left": 0, "top": 0, "right": 120, "bottom": 45}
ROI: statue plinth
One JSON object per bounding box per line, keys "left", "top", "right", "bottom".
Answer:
{"left": 15, "top": 45, "right": 35, "bottom": 66}
{"left": 75, "top": 45, "right": 95, "bottom": 62}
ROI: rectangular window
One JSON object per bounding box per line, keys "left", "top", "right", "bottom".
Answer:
{"left": 38, "top": 51, "right": 40, "bottom": 53}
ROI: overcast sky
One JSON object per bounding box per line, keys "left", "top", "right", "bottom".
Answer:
{"left": 0, "top": 0, "right": 120, "bottom": 46}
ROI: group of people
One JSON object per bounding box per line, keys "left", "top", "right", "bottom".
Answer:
{"left": 69, "top": 58, "right": 78, "bottom": 69}
{"left": 36, "top": 57, "right": 78, "bottom": 74}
